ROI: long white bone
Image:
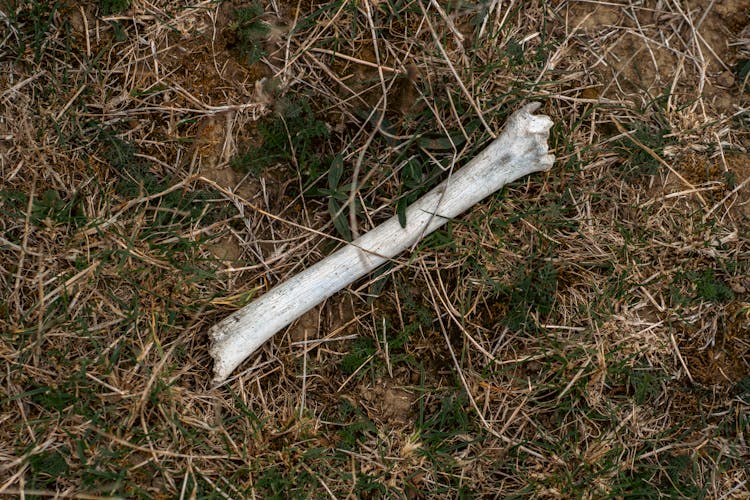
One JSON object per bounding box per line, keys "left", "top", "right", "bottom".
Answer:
{"left": 209, "top": 102, "right": 554, "bottom": 384}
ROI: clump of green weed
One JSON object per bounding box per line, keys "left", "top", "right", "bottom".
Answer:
{"left": 396, "top": 158, "right": 431, "bottom": 228}
{"left": 669, "top": 268, "right": 735, "bottom": 306}
{"left": 496, "top": 261, "right": 558, "bottom": 332}
{"left": 736, "top": 58, "right": 750, "bottom": 93}
{"left": 339, "top": 336, "right": 376, "bottom": 376}
{"left": 694, "top": 269, "right": 735, "bottom": 303}
{"left": 230, "top": 95, "right": 330, "bottom": 183}
{"left": 318, "top": 154, "right": 352, "bottom": 240}
{"left": 4, "top": 1, "right": 59, "bottom": 61}
{"left": 231, "top": 96, "right": 329, "bottom": 174}
{"left": 615, "top": 125, "right": 671, "bottom": 178}
{"left": 27, "top": 449, "right": 70, "bottom": 489}
{"left": 338, "top": 319, "right": 418, "bottom": 379}
{"left": 100, "top": 0, "right": 131, "bottom": 15}
{"left": 607, "top": 358, "right": 666, "bottom": 405}
{"left": 227, "top": 3, "right": 270, "bottom": 65}
{"left": 337, "top": 400, "right": 377, "bottom": 448}
{"left": 100, "top": 133, "right": 158, "bottom": 199}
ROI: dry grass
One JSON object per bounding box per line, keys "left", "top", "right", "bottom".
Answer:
{"left": 1, "top": 0, "right": 749, "bottom": 497}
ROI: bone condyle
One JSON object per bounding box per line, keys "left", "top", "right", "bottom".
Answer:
{"left": 209, "top": 102, "right": 555, "bottom": 384}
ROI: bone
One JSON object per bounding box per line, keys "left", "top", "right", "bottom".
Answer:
{"left": 209, "top": 102, "right": 554, "bottom": 384}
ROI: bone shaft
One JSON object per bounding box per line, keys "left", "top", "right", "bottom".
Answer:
{"left": 209, "top": 103, "right": 554, "bottom": 383}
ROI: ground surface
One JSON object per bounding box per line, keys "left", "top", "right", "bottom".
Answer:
{"left": 1, "top": 0, "right": 749, "bottom": 498}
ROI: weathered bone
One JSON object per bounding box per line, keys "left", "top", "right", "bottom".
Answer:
{"left": 209, "top": 102, "right": 554, "bottom": 384}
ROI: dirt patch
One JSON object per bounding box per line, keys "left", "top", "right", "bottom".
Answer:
{"left": 191, "top": 114, "right": 258, "bottom": 197}
{"left": 158, "top": 4, "right": 269, "bottom": 106}
{"left": 681, "top": 339, "right": 749, "bottom": 387}
{"left": 566, "top": 1, "right": 750, "bottom": 113}
{"left": 206, "top": 234, "right": 243, "bottom": 264}
{"left": 287, "top": 297, "right": 356, "bottom": 344}
{"left": 678, "top": 302, "right": 750, "bottom": 388}
{"left": 360, "top": 378, "right": 416, "bottom": 425}
{"left": 725, "top": 153, "right": 750, "bottom": 220}
{"left": 652, "top": 151, "right": 750, "bottom": 221}
{"left": 190, "top": 114, "right": 263, "bottom": 264}
{"left": 288, "top": 307, "right": 319, "bottom": 344}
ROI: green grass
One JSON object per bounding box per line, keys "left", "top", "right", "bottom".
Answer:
{"left": 100, "top": 0, "right": 131, "bottom": 15}
{"left": 231, "top": 95, "right": 330, "bottom": 179}
{"left": 232, "top": 3, "right": 271, "bottom": 65}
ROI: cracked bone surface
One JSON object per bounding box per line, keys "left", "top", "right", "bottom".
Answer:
{"left": 209, "top": 102, "right": 555, "bottom": 384}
